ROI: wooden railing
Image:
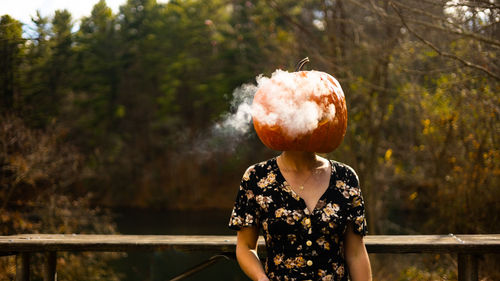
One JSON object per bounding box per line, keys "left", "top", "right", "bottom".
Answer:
{"left": 1, "top": 234, "right": 499, "bottom": 281}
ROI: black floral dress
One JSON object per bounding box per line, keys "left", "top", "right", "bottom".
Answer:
{"left": 228, "top": 157, "right": 367, "bottom": 281}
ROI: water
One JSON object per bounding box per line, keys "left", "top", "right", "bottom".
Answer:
{"left": 111, "top": 208, "right": 250, "bottom": 281}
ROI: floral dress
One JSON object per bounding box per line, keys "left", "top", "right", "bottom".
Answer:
{"left": 228, "top": 157, "right": 367, "bottom": 281}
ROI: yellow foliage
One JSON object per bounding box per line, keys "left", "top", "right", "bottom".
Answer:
{"left": 385, "top": 149, "right": 393, "bottom": 162}
{"left": 409, "top": 192, "right": 418, "bottom": 201}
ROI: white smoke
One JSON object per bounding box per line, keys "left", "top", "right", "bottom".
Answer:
{"left": 252, "top": 69, "right": 342, "bottom": 137}
{"left": 185, "top": 83, "right": 257, "bottom": 158}
{"left": 191, "top": 68, "right": 342, "bottom": 156}
{"left": 213, "top": 83, "right": 257, "bottom": 136}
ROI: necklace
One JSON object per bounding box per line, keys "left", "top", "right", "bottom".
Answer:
{"left": 297, "top": 170, "right": 316, "bottom": 190}
{"left": 278, "top": 156, "right": 318, "bottom": 190}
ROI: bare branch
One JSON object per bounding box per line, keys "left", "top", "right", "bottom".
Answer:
{"left": 444, "top": 1, "right": 500, "bottom": 10}
{"left": 348, "top": 0, "right": 500, "bottom": 48}
{"left": 390, "top": 2, "right": 500, "bottom": 81}
{"left": 391, "top": 1, "right": 500, "bottom": 48}
{"left": 389, "top": 0, "right": 465, "bottom": 31}
{"left": 367, "top": 0, "right": 389, "bottom": 18}
{"left": 417, "top": 0, "right": 500, "bottom": 10}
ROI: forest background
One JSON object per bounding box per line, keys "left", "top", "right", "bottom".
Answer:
{"left": 1, "top": 0, "right": 499, "bottom": 280}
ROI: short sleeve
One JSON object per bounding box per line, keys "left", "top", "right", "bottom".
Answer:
{"left": 228, "top": 167, "right": 260, "bottom": 230}
{"left": 345, "top": 168, "right": 368, "bottom": 236}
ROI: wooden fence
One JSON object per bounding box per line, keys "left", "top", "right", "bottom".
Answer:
{"left": 0, "top": 234, "right": 499, "bottom": 281}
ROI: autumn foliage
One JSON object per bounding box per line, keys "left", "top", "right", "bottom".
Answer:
{"left": 0, "top": 0, "right": 499, "bottom": 280}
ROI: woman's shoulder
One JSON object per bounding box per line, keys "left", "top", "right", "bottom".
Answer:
{"left": 241, "top": 157, "right": 277, "bottom": 181}
{"left": 244, "top": 157, "right": 276, "bottom": 173}
{"left": 329, "top": 159, "right": 360, "bottom": 187}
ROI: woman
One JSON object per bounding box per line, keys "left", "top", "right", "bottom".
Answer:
{"left": 228, "top": 150, "right": 372, "bottom": 281}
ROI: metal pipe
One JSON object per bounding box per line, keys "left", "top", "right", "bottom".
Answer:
{"left": 169, "top": 253, "right": 234, "bottom": 281}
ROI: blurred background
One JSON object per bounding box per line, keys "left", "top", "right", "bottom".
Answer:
{"left": 0, "top": 0, "right": 499, "bottom": 280}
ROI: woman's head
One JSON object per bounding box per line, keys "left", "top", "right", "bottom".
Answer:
{"left": 252, "top": 61, "right": 347, "bottom": 153}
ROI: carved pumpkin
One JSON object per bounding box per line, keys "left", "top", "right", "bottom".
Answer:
{"left": 252, "top": 58, "right": 347, "bottom": 153}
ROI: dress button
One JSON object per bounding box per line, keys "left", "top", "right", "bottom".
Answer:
{"left": 306, "top": 240, "right": 312, "bottom": 246}
{"left": 307, "top": 260, "right": 313, "bottom": 266}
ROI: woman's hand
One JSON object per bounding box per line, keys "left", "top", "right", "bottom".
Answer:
{"left": 344, "top": 224, "right": 372, "bottom": 281}
{"left": 236, "top": 225, "right": 269, "bottom": 281}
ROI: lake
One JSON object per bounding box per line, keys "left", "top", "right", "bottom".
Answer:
{"left": 111, "top": 208, "right": 249, "bottom": 281}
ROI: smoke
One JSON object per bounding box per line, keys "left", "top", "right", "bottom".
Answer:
{"left": 253, "top": 69, "right": 342, "bottom": 137}
{"left": 187, "top": 68, "right": 342, "bottom": 157}
{"left": 213, "top": 83, "right": 257, "bottom": 136}
{"left": 184, "top": 83, "right": 257, "bottom": 159}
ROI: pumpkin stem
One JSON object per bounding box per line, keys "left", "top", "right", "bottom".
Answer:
{"left": 295, "top": 57, "right": 310, "bottom": 71}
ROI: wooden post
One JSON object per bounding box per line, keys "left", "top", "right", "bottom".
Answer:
{"left": 458, "top": 253, "right": 478, "bottom": 281}
{"left": 43, "top": 251, "right": 57, "bottom": 281}
{"left": 15, "top": 252, "right": 30, "bottom": 281}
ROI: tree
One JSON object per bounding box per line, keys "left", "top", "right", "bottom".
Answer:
{"left": 73, "top": 0, "right": 121, "bottom": 144}
{"left": 48, "top": 9, "right": 74, "bottom": 108}
{"left": 21, "top": 11, "right": 53, "bottom": 127}
{"left": 0, "top": 15, "right": 23, "bottom": 110}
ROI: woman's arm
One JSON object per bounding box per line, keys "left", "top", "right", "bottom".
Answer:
{"left": 236, "top": 225, "right": 269, "bottom": 281}
{"left": 345, "top": 224, "right": 372, "bottom": 281}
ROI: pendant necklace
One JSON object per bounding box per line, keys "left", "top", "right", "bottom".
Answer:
{"left": 278, "top": 156, "right": 317, "bottom": 191}
{"left": 298, "top": 170, "right": 316, "bottom": 190}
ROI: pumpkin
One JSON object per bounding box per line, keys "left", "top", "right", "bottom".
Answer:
{"left": 252, "top": 58, "right": 347, "bottom": 153}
